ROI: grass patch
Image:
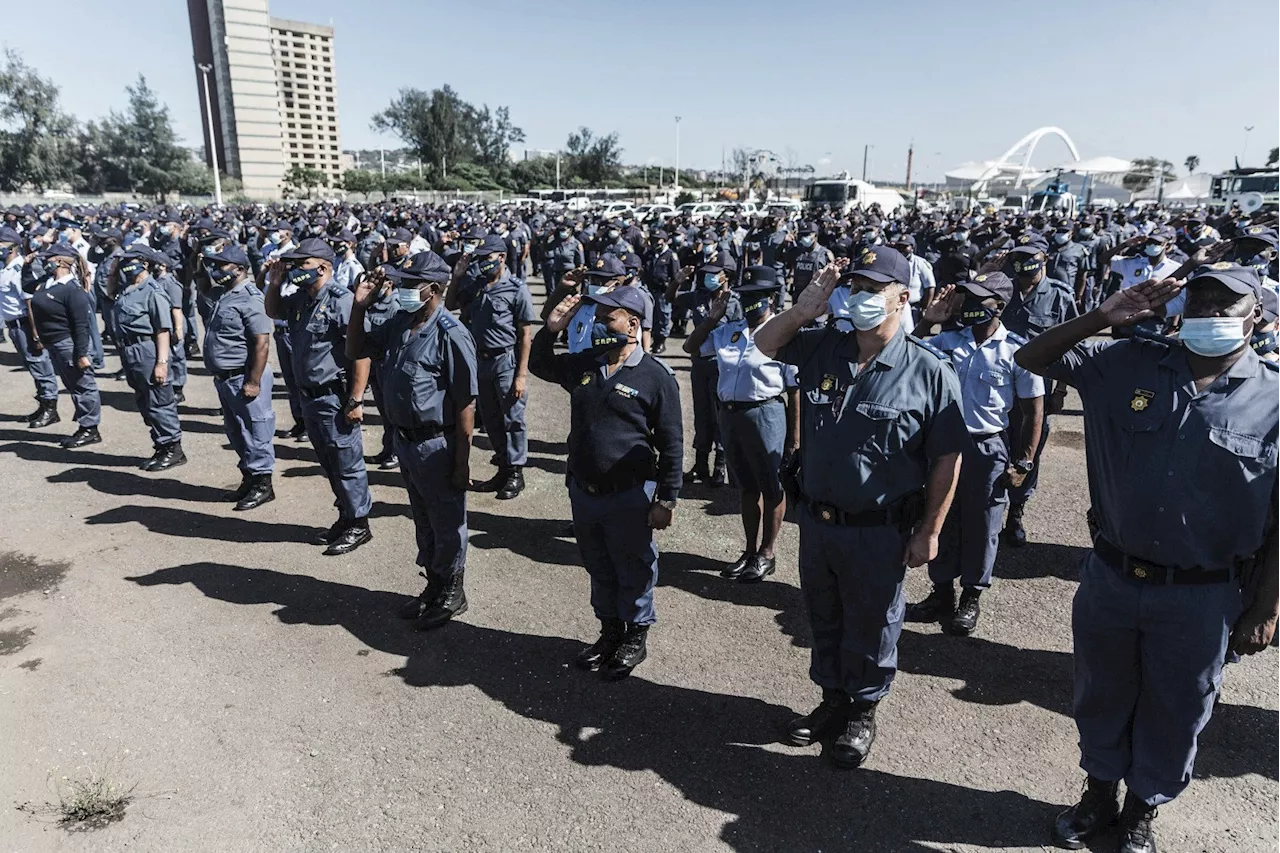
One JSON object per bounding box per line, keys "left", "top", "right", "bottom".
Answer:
{"left": 17, "top": 756, "right": 139, "bottom": 832}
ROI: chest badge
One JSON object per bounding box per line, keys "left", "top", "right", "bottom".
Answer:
{"left": 1130, "top": 388, "right": 1154, "bottom": 411}
{"left": 730, "top": 331, "right": 742, "bottom": 344}
{"left": 579, "top": 373, "right": 592, "bottom": 386}
{"left": 819, "top": 374, "right": 836, "bottom": 392}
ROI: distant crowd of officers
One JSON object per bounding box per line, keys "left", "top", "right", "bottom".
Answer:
{"left": 1, "top": 196, "right": 1276, "bottom": 853}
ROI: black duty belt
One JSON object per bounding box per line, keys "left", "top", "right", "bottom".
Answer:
{"left": 213, "top": 367, "right": 246, "bottom": 382}
{"left": 478, "top": 347, "right": 512, "bottom": 360}
{"left": 298, "top": 379, "right": 347, "bottom": 400}
{"left": 573, "top": 474, "right": 649, "bottom": 498}
{"left": 119, "top": 332, "right": 153, "bottom": 346}
{"left": 721, "top": 396, "right": 783, "bottom": 413}
{"left": 805, "top": 496, "right": 911, "bottom": 528}
{"left": 5, "top": 318, "right": 25, "bottom": 328}
{"left": 1093, "top": 536, "right": 1235, "bottom": 585}
{"left": 395, "top": 424, "right": 447, "bottom": 442}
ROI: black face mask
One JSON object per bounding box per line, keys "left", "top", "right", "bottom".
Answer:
{"left": 587, "top": 321, "right": 634, "bottom": 361}
{"left": 958, "top": 297, "right": 999, "bottom": 327}
{"left": 1251, "top": 329, "right": 1278, "bottom": 356}
{"left": 742, "top": 296, "right": 771, "bottom": 325}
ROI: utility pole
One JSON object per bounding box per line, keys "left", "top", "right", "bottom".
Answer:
{"left": 862, "top": 144, "right": 874, "bottom": 182}
{"left": 674, "top": 116, "right": 682, "bottom": 192}
{"left": 905, "top": 141, "right": 914, "bottom": 191}
{"left": 196, "top": 62, "right": 222, "bottom": 205}
{"left": 380, "top": 148, "right": 385, "bottom": 178}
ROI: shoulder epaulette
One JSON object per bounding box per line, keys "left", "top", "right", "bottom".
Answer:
{"left": 907, "top": 335, "right": 949, "bottom": 360}
{"left": 1006, "top": 331, "right": 1029, "bottom": 347}
{"left": 649, "top": 355, "right": 677, "bottom": 377}
{"left": 438, "top": 312, "right": 458, "bottom": 331}
{"left": 1262, "top": 359, "right": 1279, "bottom": 372}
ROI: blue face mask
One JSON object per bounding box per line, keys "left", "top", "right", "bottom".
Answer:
{"left": 701, "top": 272, "right": 721, "bottom": 291}
{"left": 743, "top": 297, "right": 771, "bottom": 325}
{"left": 118, "top": 260, "right": 146, "bottom": 282}
{"left": 1078, "top": 228, "right": 1094, "bottom": 240}
{"left": 1180, "top": 316, "right": 1247, "bottom": 356}
{"left": 1143, "top": 243, "right": 1164, "bottom": 258}
{"left": 286, "top": 266, "right": 322, "bottom": 290}
{"left": 702, "top": 244, "right": 716, "bottom": 256}
{"left": 799, "top": 236, "right": 815, "bottom": 248}
{"left": 1052, "top": 233, "right": 1070, "bottom": 246}
{"left": 396, "top": 286, "right": 426, "bottom": 313}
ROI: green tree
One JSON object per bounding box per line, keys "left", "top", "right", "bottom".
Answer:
{"left": 1184, "top": 155, "right": 1200, "bottom": 175}
{"left": 90, "top": 75, "right": 200, "bottom": 199}
{"left": 565, "top": 127, "right": 622, "bottom": 185}
{"left": 0, "top": 48, "right": 77, "bottom": 191}
{"left": 510, "top": 157, "right": 558, "bottom": 192}
{"left": 282, "top": 164, "right": 328, "bottom": 199}
{"left": 342, "top": 168, "right": 380, "bottom": 198}
{"left": 1123, "top": 157, "right": 1177, "bottom": 193}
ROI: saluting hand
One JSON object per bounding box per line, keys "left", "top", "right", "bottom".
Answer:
{"left": 674, "top": 264, "right": 695, "bottom": 285}
{"left": 920, "top": 284, "right": 959, "bottom": 326}
{"left": 794, "top": 263, "right": 841, "bottom": 322}
{"left": 352, "top": 271, "right": 388, "bottom": 310}
{"left": 708, "top": 282, "right": 732, "bottom": 322}
{"left": 545, "top": 294, "right": 581, "bottom": 334}
{"left": 1097, "top": 278, "right": 1182, "bottom": 327}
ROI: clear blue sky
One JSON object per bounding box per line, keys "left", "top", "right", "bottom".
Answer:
{"left": 4, "top": 0, "right": 1277, "bottom": 182}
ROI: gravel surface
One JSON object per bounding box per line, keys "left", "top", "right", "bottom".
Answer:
{"left": 0, "top": 288, "right": 1274, "bottom": 852}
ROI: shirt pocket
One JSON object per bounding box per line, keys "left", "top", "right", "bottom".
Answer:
{"left": 852, "top": 401, "right": 904, "bottom": 463}
{"left": 979, "top": 369, "right": 1013, "bottom": 415}
{"left": 1201, "top": 427, "right": 1275, "bottom": 485}
{"left": 305, "top": 310, "right": 331, "bottom": 335}
{"left": 408, "top": 358, "right": 443, "bottom": 421}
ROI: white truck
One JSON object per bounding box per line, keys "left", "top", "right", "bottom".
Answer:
{"left": 803, "top": 172, "right": 906, "bottom": 215}
{"left": 1210, "top": 169, "right": 1279, "bottom": 213}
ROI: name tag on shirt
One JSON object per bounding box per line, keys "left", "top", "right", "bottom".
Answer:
{"left": 614, "top": 384, "right": 639, "bottom": 399}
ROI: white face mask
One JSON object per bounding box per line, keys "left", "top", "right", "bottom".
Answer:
{"left": 1180, "top": 316, "right": 1247, "bottom": 357}
{"left": 847, "top": 290, "right": 890, "bottom": 331}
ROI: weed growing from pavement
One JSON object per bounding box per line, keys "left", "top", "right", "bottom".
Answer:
{"left": 17, "top": 755, "right": 139, "bottom": 831}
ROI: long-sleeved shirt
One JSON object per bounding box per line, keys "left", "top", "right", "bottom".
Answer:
{"left": 529, "top": 327, "right": 683, "bottom": 502}
{"left": 29, "top": 275, "right": 94, "bottom": 358}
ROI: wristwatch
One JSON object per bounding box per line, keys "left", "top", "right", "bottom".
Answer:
{"left": 342, "top": 396, "right": 362, "bottom": 414}
{"left": 1013, "top": 460, "right": 1035, "bottom": 475}
{"left": 653, "top": 499, "right": 678, "bottom": 511}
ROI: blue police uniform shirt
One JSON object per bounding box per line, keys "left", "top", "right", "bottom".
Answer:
{"left": 153, "top": 273, "right": 185, "bottom": 319}
{"left": 204, "top": 281, "right": 272, "bottom": 371}
{"left": 284, "top": 281, "right": 356, "bottom": 388}
{"left": 702, "top": 319, "right": 799, "bottom": 402}
{"left": 675, "top": 286, "right": 742, "bottom": 335}
{"left": 0, "top": 256, "right": 25, "bottom": 322}
{"left": 1110, "top": 255, "right": 1180, "bottom": 293}
{"left": 363, "top": 305, "right": 478, "bottom": 430}
{"left": 1003, "top": 276, "right": 1079, "bottom": 340}
{"left": 333, "top": 254, "right": 365, "bottom": 292}
{"left": 929, "top": 325, "right": 1044, "bottom": 435}
{"left": 777, "top": 326, "right": 971, "bottom": 513}
{"left": 1044, "top": 338, "right": 1279, "bottom": 571}
{"left": 469, "top": 274, "right": 536, "bottom": 351}
{"left": 114, "top": 278, "right": 173, "bottom": 337}
{"left": 1046, "top": 240, "right": 1086, "bottom": 286}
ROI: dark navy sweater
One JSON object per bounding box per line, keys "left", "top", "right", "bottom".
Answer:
{"left": 30, "top": 279, "right": 94, "bottom": 359}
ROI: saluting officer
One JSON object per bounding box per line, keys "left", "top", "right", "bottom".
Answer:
{"left": 348, "top": 252, "right": 477, "bottom": 631}
{"left": 531, "top": 287, "right": 683, "bottom": 680}
{"left": 782, "top": 221, "right": 833, "bottom": 304}
{"left": 0, "top": 227, "right": 59, "bottom": 427}
{"left": 265, "top": 238, "right": 375, "bottom": 556}
{"left": 685, "top": 265, "right": 799, "bottom": 584}
{"left": 1017, "top": 265, "right": 1278, "bottom": 853}
{"left": 908, "top": 272, "right": 1044, "bottom": 635}
{"left": 542, "top": 221, "right": 585, "bottom": 294}
{"left": 202, "top": 245, "right": 277, "bottom": 511}
{"left": 446, "top": 234, "right": 535, "bottom": 500}
{"left": 111, "top": 246, "right": 186, "bottom": 470}
{"left": 754, "top": 247, "right": 969, "bottom": 769}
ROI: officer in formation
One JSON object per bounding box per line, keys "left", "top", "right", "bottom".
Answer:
{"left": 149, "top": 254, "right": 190, "bottom": 405}
{"left": 684, "top": 266, "right": 798, "bottom": 584}
{"left": 907, "top": 272, "right": 1044, "bottom": 635}
{"left": 541, "top": 222, "right": 584, "bottom": 293}
{"left": 27, "top": 244, "right": 103, "bottom": 448}
{"left": 641, "top": 230, "right": 679, "bottom": 354}
{"left": 781, "top": 221, "right": 833, "bottom": 305}
{"left": 1017, "top": 264, "right": 1278, "bottom": 853}
{"left": 265, "top": 238, "right": 374, "bottom": 556}
{"left": 111, "top": 246, "right": 186, "bottom": 470}
{"left": 260, "top": 221, "right": 307, "bottom": 441}
{"left": 446, "top": 234, "right": 536, "bottom": 499}
{"left": 0, "top": 227, "right": 59, "bottom": 428}
{"left": 202, "top": 245, "right": 277, "bottom": 511}
{"left": 349, "top": 252, "right": 477, "bottom": 631}
{"left": 532, "top": 287, "right": 683, "bottom": 680}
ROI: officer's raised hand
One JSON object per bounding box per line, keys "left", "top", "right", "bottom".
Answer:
{"left": 351, "top": 270, "right": 389, "bottom": 310}
{"left": 545, "top": 294, "right": 581, "bottom": 334}
{"left": 920, "top": 284, "right": 960, "bottom": 326}
{"left": 674, "top": 264, "right": 695, "bottom": 285}
{"left": 1098, "top": 277, "right": 1182, "bottom": 327}
{"left": 708, "top": 281, "right": 732, "bottom": 322}
{"left": 793, "top": 263, "right": 841, "bottom": 322}
{"left": 647, "top": 501, "right": 673, "bottom": 530}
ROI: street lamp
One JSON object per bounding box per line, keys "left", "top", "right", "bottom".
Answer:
{"left": 674, "top": 116, "right": 682, "bottom": 192}
{"left": 196, "top": 62, "right": 222, "bottom": 205}
{"left": 862, "top": 144, "right": 874, "bottom": 182}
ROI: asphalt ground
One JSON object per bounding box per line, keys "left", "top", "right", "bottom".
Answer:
{"left": 0, "top": 282, "right": 1275, "bottom": 853}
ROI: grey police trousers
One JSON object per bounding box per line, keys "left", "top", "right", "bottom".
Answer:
{"left": 121, "top": 338, "right": 182, "bottom": 447}
{"left": 214, "top": 369, "right": 276, "bottom": 476}
{"left": 47, "top": 337, "right": 101, "bottom": 428}
{"left": 394, "top": 431, "right": 467, "bottom": 581}
{"left": 930, "top": 432, "right": 1008, "bottom": 591}
{"left": 301, "top": 391, "right": 373, "bottom": 521}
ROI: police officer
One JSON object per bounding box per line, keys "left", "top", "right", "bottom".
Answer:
{"left": 531, "top": 287, "right": 683, "bottom": 680}
{"left": 28, "top": 244, "right": 103, "bottom": 448}
{"left": 685, "top": 266, "right": 798, "bottom": 584}
{"left": 783, "top": 222, "right": 833, "bottom": 304}
{"left": 150, "top": 256, "right": 190, "bottom": 404}
{"left": 260, "top": 222, "right": 307, "bottom": 440}
{"left": 348, "top": 252, "right": 477, "bottom": 630}
{"left": 330, "top": 229, "right": 365, "bottom": 291}
{"left": 907, "top": 272, "right": 1044, "bottom": 635}
{"left": 111, "top": 246, "right": 186, "bottom": 470}
{"left": 203, "top": 245, "right": 277, "bottom": 510}
{"left": 543, "top": 223, "right": 585, "bottom": 294}
{"left": 447, "top": 234, "right": 535, "bottom": 499}
{"left": 1001, "top": 234, "right": 1079, "bottom": 546}
{"left": 265, "top": 237, "right": 375, "bottom": 556}
{"left": 0, "top": 227, "right": 59, "bottom": 427}
{"left": 1045, "top": 220, "right": 1088, "bottom": 304}
{"left": 642, "top": 230, "right": 679, "bottom": 354}
{"left": 1017, "top": 265, "right": 1278, "bottom": 853}
{"left": 754, "top": 247, "right": 969, "bottom": 768}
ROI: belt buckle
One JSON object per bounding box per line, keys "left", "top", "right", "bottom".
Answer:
{"left": 1129, "top": 560, "right": 1151, "bottom": 580}
{"left": 584, "top": 483, "right": 600, "bottom": 496}
{"left": 815, "top": 503, "right": 836, "bottom": 524}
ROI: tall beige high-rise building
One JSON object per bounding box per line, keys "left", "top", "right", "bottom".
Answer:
{"left": 188, "top": 0, "right": 342, "bottom": 199}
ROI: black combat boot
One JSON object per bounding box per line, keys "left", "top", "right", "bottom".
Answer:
{"left": 287, "top": 421, "right": 308, "bottom": 440}
{"left": 399, "top": 572, "right": 440, "bottom": 620}
{"left": 1117, "top": 793, "right": 1158, "bottom": 853}
{"left": 832, "top": 700, "right": 878, "bottom": 768}
{"left": 496, "top": 467, "right": 525, "bottom": 500}
{"left": 415, "top": 572, "right": 467, "bottom": 630}
{"left": 906, "top": 585, "right": 955, "bottom": 623}
{"left": 28, "top": 399, "right": 59, "bottom": 429}
{"left": 650, "top": 336, "right": 667, "bottom": 355}
{"left": 602, "top": 623, "right": 649, "bottom": 680}
{"left": 1004, "top": 501, "right": 1028, "bottom": 547}
{"left": 710, "top": 450, "right": 727, "bottom": 487}
{"left": 944, "top": 588, "right": 982, "bottom": 636}
{"left": 685, "top": 451, "right": 710, "bottom": 484}
{"left": 575, "top": 618, "right": 625, "bottom": 671}
{"left": 145, "top": 442, "right": 187, "bottom": 472}
{"left": 324, "top": 517, "right": 373, "bottom": 556}
{"left": 60, "top": 426, "right": 102, "bottom": 449}
{"left": 1052, "top": 776, "right": 1120, "bottom": 849}
{"left": 226, "top": 473, "right": 253, "bottom": 503}
{"left": 234, "top": 473, "right": 275, "bottom": 511}
{"left": 785, "top": 689, "right": 850, "bottom": 746}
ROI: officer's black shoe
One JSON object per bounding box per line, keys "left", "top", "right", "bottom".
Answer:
{"left": 944, "top": 589, "right": 982, "bottom": 636}
{"left": 906, "top": 585, "right": 955, "bottom": 623}
{"left": 186, "top": 340, "right": 200, "bottom": 359}
{"left": 379, "top": 453, "right": 399, "bottom": 471}
{"left": 415, "top": 573, "right": 467, "bottom": 630}
{"left": 650, "top": 337, "right": 667, "bottom": 355}
{"left": 226, "top": 473, "right": 253, "bottom": 502}
{"left": 710, "top": 452, "right": 727, "bottom": 487}
{"left": 287, "top": 421, "right": 308, "bottom": 440}
{"left": 324, "top": 519, "right": 372, "bottom": 556}
{"left": 28, "top": 400, "right": 60, "bottom": 429}
{"left": 173, "top": 386, "right": 186, "bottom": 404}
{"left": 234, "top": 474, "right": 275, "bottom": 511}
{"left": 146, "top": 442, "right": 188, "bottom": 472}
{"left": 1117, "top": 793, "right": 1158, "bottom": 853}
{"left": 399, "top": 572, "right": 440, "bottom": 620}
{"left": 575, "top": 618, "right": 625, "bottom": 671}
{"left": 686, "top": 451, "right": 711, "bottom": 485}
{"left": 60, "top": 426, "right": 102, "bottom": 449}
{"left": 784, "top": 689, "right": 850, "bottom": 746}
{"left": 672, "top": 320, "right": 688, "bottom": 338}
{"left": 602, "top": 623, "right": 648, "bottom": 680}
{"left": 312, "top": 518, "right": 347, "bottom": 546}
{"left": 112, "top": 369, "right": 128, "bottom": 381}
{"left": 1051, "top": 776, "right": 1120, "bottom": 849}
{"left": 1004, "top": 501, "right": 1028, "bottom": 547}
{"left": 369, "top": 448, "right": 393, "bottom": 466}
{"left": 720, "top": 551, "right": 753, "bottom": 580}
{"left": 739, "top": 554, "right": 776, "bottom": 584}
{"left": 831, "top": 700, "right": 878, "bottom": 769}
{"left": 496, "top": 468, "right": 525, "bottom": 500}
